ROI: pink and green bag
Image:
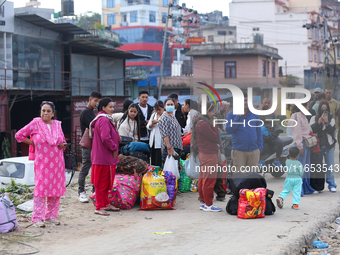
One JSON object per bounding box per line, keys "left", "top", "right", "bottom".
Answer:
{"left": 108, "top": 174, "right": 141, "bottom": 210}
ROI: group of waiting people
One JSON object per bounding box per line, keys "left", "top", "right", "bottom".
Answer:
{"left": 223, "top": 89, "right": 338, "bottom": 211}
{"left": 15, "top": 87, "right": 338, "bottom": 224}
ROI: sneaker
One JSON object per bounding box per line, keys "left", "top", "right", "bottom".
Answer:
{"left": 45, "top": 218, "right": 60, "bottom": 225}
{"left": 35, "top": 221, "right": 45, "bottom": 228}
{"left": 200, "top": 202, "right": 205, "bottom": 210}
{"left": 313, "top": 190, "right": 320, "bottom": 194}
{"left": 272, "top": 160, "right": 283, "bottom": 170}
{"left": 291, "top": 204, "right": 299, "bottom": 210}
{"left": 330, "top": 188, "right": 337, "bottom": 192}
{"left": 276, "top": 197, "right": 283, "bottom": 209}
{"left": 216, "top": 196, "right": 226, "bottom": 202}
{"left": 78, "top": 192, "right": 89, "bottom": 203}
{"left": 203, "top": 205, "right": 222, "bottom": 212}
{"left": 258, "top": 160, "right": 265, "bottom": 168}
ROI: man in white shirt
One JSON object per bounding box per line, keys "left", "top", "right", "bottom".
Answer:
{"left": 137, "top": 90, "right": 154, "bottom": 145}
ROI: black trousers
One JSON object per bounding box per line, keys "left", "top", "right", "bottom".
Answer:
{"left": 150, "top": 145, "right": 162, "bottom": 167}
{"left": 214, "top": 170, "right": 226, "bottom": 198}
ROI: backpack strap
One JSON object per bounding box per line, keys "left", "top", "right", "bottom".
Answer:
{"left": 118, "top": 113, "right": 128, "bottom": 131}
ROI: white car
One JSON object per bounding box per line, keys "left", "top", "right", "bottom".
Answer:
{"left": 0, "top": 156, "right": 74, "bottom": 189}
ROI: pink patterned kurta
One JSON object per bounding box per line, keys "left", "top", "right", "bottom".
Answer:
{"left": 15, "top": 118, "right": 66, "bottom": 197}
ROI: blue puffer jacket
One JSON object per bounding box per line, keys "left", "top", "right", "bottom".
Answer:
{"left": 226, "top": 109, "right": 263, "bottom": 152}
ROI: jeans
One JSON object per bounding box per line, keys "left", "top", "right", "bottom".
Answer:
{"left": 296, "top": 141, "right": 315, "bottom": 196}
{"left": 319, "top": 147, "right": 337, "bottom": 190}
{"left": 286, "top": 127, "right": 293, "bottom": 136}
{"left": 78, "top": 146, "right": 92, "bottom": 194}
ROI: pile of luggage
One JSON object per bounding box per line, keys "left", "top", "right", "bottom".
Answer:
{"left": 226, "top": 172, "right": 276, "bottom": 219}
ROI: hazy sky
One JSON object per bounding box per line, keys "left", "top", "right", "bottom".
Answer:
{"left": 13, "top": 0, "right": 231, "bottom": 16}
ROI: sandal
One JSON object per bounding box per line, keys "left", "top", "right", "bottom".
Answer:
{"left": 95, "top": 210, "right": 110, "bottom": 216}
{"left": 104, "top": 205, "right": 120, "bottom": 212}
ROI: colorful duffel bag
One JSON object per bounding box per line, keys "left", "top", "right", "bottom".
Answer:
{"left": 108, "top": 174, "right": 141, "bottom": 210}
{"left": 237, "top": 188, "right": 267, "bottom": 219}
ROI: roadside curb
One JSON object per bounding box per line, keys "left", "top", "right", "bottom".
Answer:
{"left": 280, "top": 204, "right": 340, "bottom": 255}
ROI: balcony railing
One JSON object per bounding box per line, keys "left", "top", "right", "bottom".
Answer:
{"left": 0, "top": 68, "right": 132, "bottom": 97}
{"left": 191, "top": 43, "right": 279, "bottom": 54}
{"left": 121, "top": 0, "right": 151, "bottom": 6}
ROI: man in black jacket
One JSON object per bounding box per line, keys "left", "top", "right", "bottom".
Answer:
{"left": 137, "top": 90, "right": 153, "bottom": 145}
{"left": 168, "top": 93, "right": 187, "bottom": 130}
{"left": 78, "top": 91, "right": 102, "bottom": 203}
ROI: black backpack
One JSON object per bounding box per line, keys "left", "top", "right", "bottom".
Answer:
{"left": 129, "top": 151, "right": 149, "bottom": 163}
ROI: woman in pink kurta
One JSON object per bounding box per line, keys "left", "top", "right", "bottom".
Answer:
{"left": 15, "top": 101, "right": 67, "bottom": 227}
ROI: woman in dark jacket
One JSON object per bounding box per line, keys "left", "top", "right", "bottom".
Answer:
{"left": 192, "top": 101, "right": 221, "bottom": 212}
{"left": 310, "top": 101, "right": 337, "bottom": 192}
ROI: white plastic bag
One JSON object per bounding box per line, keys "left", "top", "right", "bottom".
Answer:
{"left": 163, "top": 156, "right": 179, "bottom": 179}
{"left": 186, "top": 155, "right": 200, "bottom": 179}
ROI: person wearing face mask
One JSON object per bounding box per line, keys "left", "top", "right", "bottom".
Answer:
{"left": 191, "top": 101, "right": 222, "bottom": 212}
{"left": 310, "top": 101, "right": 337, "bottom": 193}
{"left": 78, "top": 91, "right": 102, "bottom": 203}
{"left": 90, "top": 97, "right": 121, "bottom": 216}
{"left": 15, "top": 101, "right": 67, "bottom": 227}
{"left": 147, "top": 100, "right": 165, "bottom": 167}
{"left": 158, "top": 98, "right": 183, "bottom": 162}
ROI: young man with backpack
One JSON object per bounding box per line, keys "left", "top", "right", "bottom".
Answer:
{"left": 78, "top": 91, "right": 102, "bottom": 203}
{"left": 137, "top": 91, "right": 153, "bottom": 145}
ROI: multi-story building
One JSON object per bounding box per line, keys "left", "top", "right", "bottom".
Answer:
{"left": 229, "top": 0, "right": 338, "bottom": 90}
{"left": 102, "top": 0, "right": 180, "bottom": 94}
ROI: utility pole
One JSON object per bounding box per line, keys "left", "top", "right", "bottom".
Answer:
{"left": 158, "top": 1, "right": 172, "bottom": 100}
{"left": 324, "top": 15, "right": 330, "bottom": 78}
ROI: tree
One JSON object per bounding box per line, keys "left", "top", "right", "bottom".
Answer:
{"left": 77, "top": 12, "right": 101, "bottom": 30}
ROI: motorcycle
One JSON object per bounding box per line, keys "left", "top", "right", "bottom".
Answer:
{"left": 261, "top": 135, "right": 295, "bottom": 178}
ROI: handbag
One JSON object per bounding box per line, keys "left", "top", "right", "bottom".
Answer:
{"left": 304, "top": 133, "right": 318, "bottom": 148}
{"left": 79, "top": 128, "right": 92, "bottom": 150}
{"left": 64, "top": 146, "right": 77, "bottom": 170}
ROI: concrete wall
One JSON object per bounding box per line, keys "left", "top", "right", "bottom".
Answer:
{"left": 229, "top": 0, "right": 310, "bottom": 78}
{"left": 192, "top": 55, "right": 279, "bottom": 79}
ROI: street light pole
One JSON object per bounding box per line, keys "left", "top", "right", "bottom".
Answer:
{"left": 158, "top": 2, "right": 172, "bottom": 100}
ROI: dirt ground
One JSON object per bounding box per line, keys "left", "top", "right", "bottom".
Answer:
{"left": 2, "top": 147, "right": 340, "bottom": 255}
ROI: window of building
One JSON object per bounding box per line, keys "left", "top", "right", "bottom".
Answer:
{"left": 145, "top": 0, "right": 150, "bottom": 4}
{"left": 277, "top": 7, "right": 280, "bottom": 13}
{"left": 107, "top": 0, "right": 115, "bottom": 8}
{"left": 338, "top": 45, "right": 340, "bottom": 58}
{"left": 272, "top": 62, "right": 275, "bottom": 78}
{"left": 126, "top": 50, "right": 161, "bottom": 62}
{"left": 217, "top": 31, "right": 227, "bottom": 36}
{"left": 253, "top": 27, "right": 260, "bottom": 31}
{"left": 198, "top": 31, "right": 203, "bottom": 37}
{"left": 314, "top": 50, "right": 317, "bottom": 62}
{"left": 262, "top": 60, "right": 266, "bottom": 77}
{"left": 309, "top": 48, "right": 313, "bottom": 62}
{"left": 228, "top": 31, "right": 233, "bottom": 35}
{"left": 162, "top": 0, "right": 168, "bottom": 7}
{"left": 149, "top": 11, "right": 156, "bottom": 22}
{"left": 108, "top": 14, "right": 116, "bottom": 25}
{"left": 130, "top": 11, "right": 137, "bottom": 22}
{"left": 321, "top": 29, "right": 324, "bottom": 40}
{"left": 320, "top": 51, "right": 324, "bottom": 63}
{"left": 225, "top": 62, "right": 236, "bottom": 78}
{"left": 313, "top": 28, "right": 316, "bottom": 40}
{"left": 162, "top": 12, "right": 167, "bottom": 23}
{"left": 208, "top": 35, "right": 214, "bottom": 42}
